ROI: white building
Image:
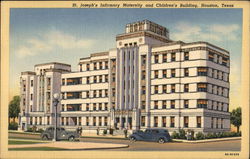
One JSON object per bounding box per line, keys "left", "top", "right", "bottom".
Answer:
{"left": 19, "top": 20, "right": 230, "bottom": 133}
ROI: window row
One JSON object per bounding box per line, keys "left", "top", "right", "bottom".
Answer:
{"left": 62, "top": 89, "right": 109, "bottom": 99}
{"left": 61, "top": 116, "right": 108, "bottom": 126}
{"left": 152, "top": 52, "right": 189, "bottom": 64}
{"left": 79, "top": 61, "right": 109, "bottom": 72}
{"left": 62, "top": 75, "right": 109, "bottom": 85}
{"left": 208, "top": 51, "right": 229, "bottom": 67}
{"left": 62, "top": 103, "right": 109, "bottom": 111}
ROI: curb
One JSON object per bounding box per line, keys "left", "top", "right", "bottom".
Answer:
{"left": 81, "top": 136, "right": 128, "bottom": 140}
{"left": 173, "top": 137, "right": 241, "bottom": 143}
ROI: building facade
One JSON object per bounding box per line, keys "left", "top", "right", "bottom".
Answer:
{"left": 19, "top": 20, "right": 230, "bottom": 133}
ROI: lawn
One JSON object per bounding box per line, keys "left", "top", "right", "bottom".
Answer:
{"left": 8, "top": 140, "right": 44, "bottom": 145}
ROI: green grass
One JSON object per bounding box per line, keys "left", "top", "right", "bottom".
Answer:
{"left": 9, "top": 147, "right": 67, "bottom": 151}
{"left": 9, "top": 140, "right": 44, "bottom": 145}
{"left": 9, "top": 136, "right": 42, "bottom": 140}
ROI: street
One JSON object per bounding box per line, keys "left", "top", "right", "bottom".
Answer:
{"left": 9, "top": 133, "right": 241, "bottom": 151}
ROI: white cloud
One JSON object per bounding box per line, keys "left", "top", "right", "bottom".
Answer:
{"left": 16, "top": 30, "right": 95, "bottom": 58}
{"left": 172, "top": 22, "right": 240, "bottom": 43}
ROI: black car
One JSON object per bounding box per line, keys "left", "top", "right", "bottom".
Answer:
{"left": 41, "top": 127, "right": 80, "bottom": 141}
{"left": 129, "top": 128, "right": 171, "bottom": 143}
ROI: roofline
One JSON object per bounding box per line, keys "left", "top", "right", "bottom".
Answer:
{"left": 34, "top": 62, "right": 71, "bottom": 67}
{"left": 79, "top": 52, "right": 109, "bottom": 60}
{"left": 21, "top": 71, "right": 36, "bottom": 75}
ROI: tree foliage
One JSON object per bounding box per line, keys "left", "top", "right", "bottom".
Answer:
{"left": 230, "top": 107, "right": 241, "bottom": 133}
{"left": 9, "top": 96, "right": 21, "bottom": 121}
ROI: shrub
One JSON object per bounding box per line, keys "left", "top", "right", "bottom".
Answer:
{"left": 9, "top": 122, "right": 18, "bottom": 130}
{"left": 196, "top": 132, "right": 205, "bottom": 140}
{"left": 205, "top": 133, "right": 214, "bottom": 139}
{"left": 103, "top": 129, "right": 107, "bottom": 135}
{"left": 26, "top": 126, "right": 33, "bottom": 132}
{"left": 179, "top": 129, "right": 186, "bottom": 139}
{"left": 32, "top": 125, "right": 37, "bottom": 132}
{"left": 37, "top": 128, "right": 44, "bottom": 133}
{"left": 171, "top": 131, "right": 180, "bottom": 139}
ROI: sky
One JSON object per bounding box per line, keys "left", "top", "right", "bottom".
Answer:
{"left": 9, "top": 8, "right": 242, "bottom": 111}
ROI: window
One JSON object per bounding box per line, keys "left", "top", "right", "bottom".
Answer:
{"left": 141, "top": 86, "right": 146, "bottom": 94}
{"left": 171, "top": 100, "right": 175, "bottom": 109}
{"left": 86, "top": 64, "right": 90, "bottom": 71}
{"left": 142, "top": 55, "right": 146, "bottom": 65}
{"left": 86, "top": 104, "right": 89, "bottom": 111}
{"left": 80, "top": 64, "right": 82, "bottom": 72}
{"left": 31, "top": 80, "right": 33, "bottom": 87}
{"left": 184, "top": 68, "right": 189, "bottom": 76}
{"left": 197, "top": 83, "right": 207, "bottom": 92}
{"left": 163, "top": 54, "right": 167, "bottom": 62}
{"left": 105, "top": 61, "right": 108, "bottom": 69}
{"left": 171, "top": 53, "right": 176, "bottom": 61}
{"left": 208, "top": 52, "right": 214, "bottom": 61}
{"left": 154, "top": 117, "right": 158, "bottom": 127}
{"left": 184, "top": 116, "right": 189, "bottom": 128}
{"left": 197, "top": 116, "right": 201, "bottom": 128}
{"left": 197, "top": 99, "right": 208, "bottom": 108}
{"left": 184, "top": 100, "right": 189, "bottom": 108}
{"left": 86, "top": 91, "right": 89, "bottom": 98}
{"left": 99, "top": 62, "right": 103, "bottom": 69}
{"left": 154, "top": 85, "right": 158, "bottom": 94}
{"left": 197, "top": 67, "right": 208, "bottom": 76}
{"left": 141, "top": 116, "right": 145, "bottom": 126}
{"left": 163, "top": 69, "right": 167, "bottom": 78}
{"left": 86, "top": 77, "right": 90, "bottom": 84}
{"left": 104, "top": 117, "right": 108, "bottom": 126}
{"left": 47, "top": 116, "right": 50, "bottom": 125}
{"left": 141, "top": 101, "right": 146, "bottom": 109}
{"left": 67, "top": 78, "right": 81, "bottom": 85}
{"left": 184, "top": 52, "right": 189, "bottom": 60}
{"left": 66, "top": 104, "right": 81, "bottom": 111}
{"left": 105, "top": 90, "right": 108, "bottom": 97}
{"left": 98, "top": 103, "right": 102, "bottom": 111}
{"left": 216, "top": 118, "right": 218, "bottom": 128}
{"left": 171, "top": 69, "right": 176, "bottom": 77}
{"left": 105, "top": 75, "right": 108, "bottom": 82}
{"left": 162, "top": 116, "right": 166, "bottom": 127}
{"left": 98, "top": 117, "right": 102, "bottom": 126}
{"left": 94, "top": 76, "right": 97, "bottom": 83}
{"left": 162, "top": 100, "right": 167, "bottom": 109}
{"left": 93, "top": 90, "right": 97, "bottom": 97}
{"left": 99, "top": 90, "right": 102, "bottom": 97}
{"left": 184, "top": 84, "right": 189, "bottom": 92}
{"left": 93, "top": 62, "right": 97, "bottom": 70}
{"left": 221, "top": 118, "right": 224, "bottom": 129}
{"left": 154, "top": 70, "right": 159, "bottom": 78}
{"left": 112, "top": 88, "right": 115, "bottom": 96}
{"left": 141, "top": 70, "right": 146, "bottom": 80}
{"left": 154, "top": 55, "right": 159, "bottom": 63}
{"left": 99, "top": 75, "right": 102, "bottom": 83}
{"left": 93, "top": 103, "right": 97, "bottom": 111}
{"left": 163, "top": 85, "right": 167, "bottom": 93}
{"left": 79, "top": 117, "right": 82, "bottom": 126}
{"left": 154, "top": 101, "right": 158, "bottom": 109}
{"left": 62, "top": 79, "right": 65, "bottom": 85}
{"left": 104, "top": 103, "right": 108, "bottom": 110}
{"left": 170, "top": 116, "right": 175, "bottom": 127}
{"left": 222, "top": 57, "right": 228, "bottom": 66}
{"left": 67, "top": 92, "right": 82, "bottom": 99}
{"left": 86, "top": 117, "right": 89, "bottom": 126}
{"left": 93, "top": 117, "right": 96, "bottom": 126}
{"left": 171, "top": 84, "right": 175, "bottom": 93}
{"left": 30, "top": 94, "right": 33, "bottom": 100}
{"left": 61, "top": 117, "right": 64, "bottom": 125}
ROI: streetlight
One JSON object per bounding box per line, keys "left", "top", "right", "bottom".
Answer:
{"left": 52, "top": 93, "right": 60, "bottom": 142}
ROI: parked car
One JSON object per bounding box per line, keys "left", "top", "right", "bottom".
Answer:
{"left": 40, "top": 127, "right": 80, "bottom": 141}
{"left": 129, "top": 128, "right": 171, "bottom": 143}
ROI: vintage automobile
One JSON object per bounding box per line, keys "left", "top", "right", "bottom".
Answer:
{"left": 129, "top": 128, "right": 171, "bottom": 143}
{"left": 40, "top": 127, "right": 80, "bottom": 141}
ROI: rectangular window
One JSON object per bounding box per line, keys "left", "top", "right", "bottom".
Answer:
{"left": 105, "top": 75, "right": 108, "bottom": 82}
{"left": 171, "top": 100, "right": 175, "bottom": 109}
{"left": 61, "top": 117, "right": 64, "bottom": 125}
{"left": 184, "top": 100, "right": 189, "bottom": 108}
{"left": 184, "top": 116, "right": 189, "bottom": 128}
{"left": 67, "top": 78, "right": 81, "bottom": 85}
{"left": 170, "top": 116, "right": 175, "bottom": 127}
{"left": 154, "top": 55, "right": 159, "bottom": 63}
{"left": 221, "top": 118, "right": 224, "bottom": 129}
{"left": 66, "top": 92, "right": 82, "bottom": 99}
{"left": 197, "top": 83, "right": 207, "bottom": 92}
{"left": 31, "top": 80, "right": 33, "bottom": 87}
{"left": 93, "top": 90, "right": 97, "bottom": 97}
{"left": 163, "top": 69, "right": 167, "bottom": 78}
{"left": 154, "top": 85, "right": 158, "bottom": 94}
{"left": 208, "top": 52, "right": 214, "bottom": 61}
{"left": 171, "top": 53, "right": 176, "bottom": 61}
{"left": 30, "top": 94, "right": 33, "bottom": 100}
{"left": 99, "top": 62, "right": 103, "bottom": 69}
{"left": 47, "top": 116, "right": 50, "bottom": 125}
{"left": 197, "top": 67, "right": 208, "bottom": 76}
{"left": 99, "top": 90, "right": 102, "bottom": 97}
{"left": 141, "top": 116, "right": 145, "bottom": 126}
{"left": 154, "top": 70, "right": 159, "bottom": 78}
{"left": 184, "top": 52, "right": 189, "bottom": 60}
{"left": 154, "top": 101, "right": 158, "bottom": 109}
{"left": 93, "top": 103, "right": 96, "bottom": 111}
{"left": 141, "top": 86, "right": 146, "bottom": 94}
{"left": 171, "top": 69, "right": 176, "bottom": 77}
{"left": 216, "top": 118, "right": 218, "bottom": 128}
{"left": 99, "top": 75, "right": 102, "bottom": 83}
{"left": 197, "top": 99, "right": 208, "bottom": 108}
{"left": 184, "top": 68, "right": 189, "bottom": 76}
{"left": 141, "top": 70, "right": 146, "bottom": 80}
{"left": 104, "top": 117, "right": 108, "bottom": 126}
{"left": 99, "top": 103, "right": 102, "bottom": 110}
{"left": 86, "top": 77, "right": 90, "bottom": 84}
{"left": 86, "top": 117, "right": 89, "bottom": 126}
{"left": 105, "top": 61, "right": 108, "bottom": 69}
{"left": 171, "top": 84, "right": 175, "bottom": 93}
{"left": 93, "top": 117, "right": 96, "bottom": 126}
{"left": 99, "top": 117, "right": 102, "bottom": 126}
{"left": 222, "top": 57, "right": 228, "bottom": 66}
{"left": 142, "top": 55, "right": 146, "bottom": 65}
{"left": 105, "top": 103, "right": 108, "bottom": 110}
{"left": 79, "top": 64, "right": 82, "bottom": 72}
{"left": 163, "top": 54, "right": 167, "bottom": 62}
{"left": 93, "top": 62, "right": 97, "bottom": 70}
{"left": 94, "top": 76, "right": 97, "bottom": 83}
{"left": 86, "top": 104, "right": 89, "bottom": 111}
{"left": 62, "top": 79, "right": 65, "bottom": 85}
{"left": 112, "top": 88, "right": 115, "bottom": 97}
{"left": 162, "top": 116, "right": 166, "bottom": 127}
{"left": 154, "top": 117, "right": 158, "bottom": 127}
{"left": 162, "top": 100, "right": 167, "bottom": 109}
{"left": 197, "top": 116, "right": 201, "bottom": 128}
{"left": 66, "top": 104, "right": 81, "bottom": 111}
{"left": 163, "top": 85, "right": 167, "bottom": 93}
{"left": 86, "top": 64, "right": 90, "bottom": 71}
{"left": 141, "top": 101, "right": 146, "bottom": 109}
{"left": 184, "top": 84, "right": 189, "bottom": 92}
{"left": 105, "top": 89, "right": 108, "bottom": 97}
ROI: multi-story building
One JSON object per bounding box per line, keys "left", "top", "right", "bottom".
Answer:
{"left": 19, "top": 20, "right": 230, "bottom": 134}
{"left": 19, "top": 62, "right": 71, "bottom": 130}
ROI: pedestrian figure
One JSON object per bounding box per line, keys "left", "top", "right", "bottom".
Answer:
{"left": 124, "top": 128, "right": 128, "bottom": 138}
{"left": 97, "top": 127, "right": 100, "bottom": 135}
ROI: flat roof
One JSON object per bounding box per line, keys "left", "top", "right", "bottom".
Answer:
{"left": 34, "top": 62, "right": 71, "bottom": 67}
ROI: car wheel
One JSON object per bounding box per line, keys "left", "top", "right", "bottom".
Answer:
{"left": 42, "top": 135, "right": 48, "bottom": 140}
{"left": 130, "top": 137, "right": 136, "bottom": 142}
{"left": 68, "top": 136, "right": 75, "bottom": 142}
{"left": 158, "top": 138, "right": 165, "bottom": 144}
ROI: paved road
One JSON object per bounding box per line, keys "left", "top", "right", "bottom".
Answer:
{"left": 9, "top": 133, "right": 241, "bottom": 151}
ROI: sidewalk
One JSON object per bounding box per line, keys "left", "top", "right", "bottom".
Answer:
{"left": 81, "top": 133, "right": 128, "bottom": 140}
{"left": 173, "top": 137, "right": 241, "bottom": 143}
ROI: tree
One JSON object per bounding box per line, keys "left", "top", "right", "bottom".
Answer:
{"left": 9, "top": 96, "right": 20, "bottom": 123}
{"left": 230, "top": 107, "right": 241, "bottom": 133}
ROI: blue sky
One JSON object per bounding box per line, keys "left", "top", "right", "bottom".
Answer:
{"left": 10, "top": 8, "right": 242, "bottom": 110}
